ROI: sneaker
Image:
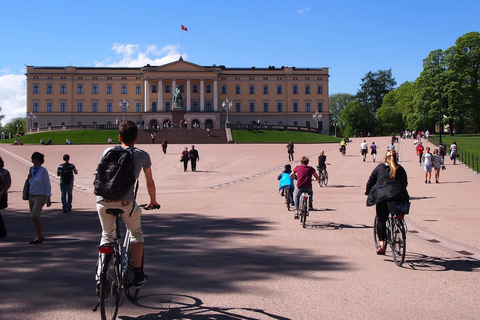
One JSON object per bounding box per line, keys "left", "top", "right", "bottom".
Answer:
{"left": 436, "top": 180, "right": 439, "bottom": 183}
{"left": 425, "top": 180, "right": 427, "bottom": 184}
{"left": 294, "top": 212, "right": 299, "bottom": 219}
{"left": 428, "top": 180, "right": 431, "bottom": 184}
{"left": 133, "top": 274, "right": 149, "bottom": 289}
{"left": 376, "top": 246, "right": 386, "bottom": 255}
{"left": 96, "top": 281, "right": 100, "bottom": 297}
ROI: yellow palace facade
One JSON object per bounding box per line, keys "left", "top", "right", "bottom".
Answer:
{"left": 25, "top": 58, "right": 330, "bottom": 133}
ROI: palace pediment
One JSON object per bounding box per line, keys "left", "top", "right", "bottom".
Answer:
{"left": 142, "top": 59, "right": 218, "bottom": 76}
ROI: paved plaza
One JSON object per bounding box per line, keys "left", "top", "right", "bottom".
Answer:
{"left": 0, "top": 136, "right": 479, "bottom": 319}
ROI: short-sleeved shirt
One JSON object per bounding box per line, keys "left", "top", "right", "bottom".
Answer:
{"left": 96, "top": 146, "right": 152, "bottom": 202}
{"left": 293, "top": 164, "right": 315, "bottom": 189}
{"left": 57, "top": 163, "right": 76, "bottom": 183}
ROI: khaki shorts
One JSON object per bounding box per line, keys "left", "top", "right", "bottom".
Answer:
{"left": 29, "top": 194, "right": 47, "bottom": 219}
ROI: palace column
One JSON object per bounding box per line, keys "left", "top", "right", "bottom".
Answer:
{"left": 158, "top": 79, "right": 163, "bottom": 112}
{"left": 213, "top": 79, "right": 218, "bottom": 111}
{"left": 200, "top": 79, "right": 205, "bottom": 112}
{"left": 144, "top": 79, "right": 149, "bottom": 112}
{"left": 186, "top": 79, "right": 191, "bottom": 111}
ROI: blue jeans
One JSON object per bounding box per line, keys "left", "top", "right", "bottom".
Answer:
{"left": 295, "top": 187, "right": 313, "bottom": 210}
{"left": 60, "top": 181, "right": 73, "bottom": 212}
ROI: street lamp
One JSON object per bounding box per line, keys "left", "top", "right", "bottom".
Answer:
{"left": 26, "top": 111, "right": 37, "bottom": 133}
{"left": 222, "top": 98, "right": 233, "bottom": 123}
{"left": 333, "top": 122, "right": 338, "bottom": 137}
{"left": 119, "top": 98, "right": 130, "bottom": 121}
{"left": 312, "top": 111, "right": 322, "bottom": 130}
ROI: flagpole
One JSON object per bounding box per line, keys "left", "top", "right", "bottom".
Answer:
{"left": 180, "top": 25, "right": 183, "bottom": 57}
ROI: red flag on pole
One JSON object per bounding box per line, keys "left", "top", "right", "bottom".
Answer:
{"left": 181, "top": 25, "right": 188, "bottom": 31}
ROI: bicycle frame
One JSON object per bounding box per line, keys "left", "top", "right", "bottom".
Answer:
{"left": 299, "top": 193, "right": 310, "bottom": 228}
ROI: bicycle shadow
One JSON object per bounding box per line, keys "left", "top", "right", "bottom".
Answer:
{"left": 404, "top": 252, "right": 480, "bottom": 271}
{"left": 307, "top": 220, "right": 371, "bottom": 230}
{"left": 120, "top": 293, "right": 292, "bottom": 320}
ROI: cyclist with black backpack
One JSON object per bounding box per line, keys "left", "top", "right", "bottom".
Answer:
{"left": 94, "top": 120, "right": 160, "bottom": 290}
{"left": 57, "top": 154, "right": 78, "bottom": 213}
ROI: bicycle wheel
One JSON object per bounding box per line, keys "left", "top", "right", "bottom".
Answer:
{"left": 323, "top": 172, "right": 328, "bottom": 186}
{"left": 100, "top": 253, "right": 121, "bottom": 320}
{"left": 285, "top": 191, "right": 291, "bottom": 211}
{"left": 125, "top": 250, "right": 139, "bottom": 301}
{"left": 391, "top": 218, "right": 407, "bottom": 266}
{"left": 301, "top": 199, "right": 307, "bottom": 228}
{"left": 373, "top": 215, "right": 380, "bottom": 250}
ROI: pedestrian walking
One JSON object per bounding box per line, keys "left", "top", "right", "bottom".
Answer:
{"left": 161, "top": 139, "right": 168, "bottom": 154}
{"left": 432, "top": 149, "right": 444, "bottom": 183}
{"left": 450, "top": 141, "right": 458, "bottom": 164}
{"left": 57, "top": 154, "right": 78, "bottom": 213}
{"left": 0, "top": 156, "right": 11, "bottom": 238}
{"left": 286, "top": 140, "right": 295, "bottom": 161}
{"left": 151, "top": 132, "right": 156, "bottom": 144}
{"left": 361, "top": 140, "right": 368, "bottom": 162}
{"left": 181, "top": 147, "right": 189, "bottom": 172}
{"left": 370, "top": 142, "right": 378, "bottom": 162}
{"left": 422, "top": 147, "right": 433, "bottom": 183}
{"left": 27, "top": 152, "right": 52, "bottom": 245}
{"left": 189, "top": 145, "right": 199, "bottom": 172}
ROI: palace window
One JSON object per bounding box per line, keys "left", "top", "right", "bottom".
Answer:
{"left": 61, "top": 84, "right": 67, "bottom": 94}
{"left": 317, "top": 85, "right": 323, "bottom": 94}
{"left": 136, "top": 102, "right": 142, "bottom": 112}
{"left": 192, "top": 101, "right": 199, "bottom": 112}
{"left": 92, "top": 102, "right": 98, "bottom": 112}
{"left": 165, "top": 101, "right": 171, "bottom": 112}
{"left": 206, "top": 84, "right": 212, "bottom": 93}
{"left": 249, "top": 102, "right": 255, "bottom": 112}
{"left": 107, "top": 102, "right": 112, "bottom": 113}
{"left": 47, "top": 84, "right": 53, "bottom": 94}
{"left": 305, "top": 102, "right": 311, "bottom": 112}
{"left": 263, "top": 102, "right": 269, "bottom": 112}
{"left": 235, "top": 85, "right": 241, "bottom": 94}
{"left": 92, "top": 85, "right": 98, "bottom": 94}
{"left": 249, "top": 85, "right": 255, "bottom": 94}
{"left": 151, "top": 84, "right": 157, "bottom": 93}
{"left": 107, "top": 85, "right": 112, "bottom": 94}
{"left": 221, "top": 85, "right": 227, "bottom": 94}
{"left": 205, "top": 101, "right": 213, "bottom": 112}
{"left": 293, "top": 102, "right": 298, "bottom": 112}
{"left": 135, "top": 85, "right": 142, "bottom": 94}
{"left": 33, "top": 85, "right": 39, "bottom": 94}
{"left": 277, "top": 85, "right": 283, "bottom": 94}
{"left": 192, "top": 84, "right": 198, "bottom": 93}
{"left": 263, "top": 85, "right": 269, "bottom": 94}
{"left": 33, "top": 102, "right": 39, "bottom": 112}
{"left": 305, "top": 85, "right": 311, "bottom": 94}
{"left": 165, "top": 84, "right": 171, "bottom": 93}
{"left": 292, "top": 85, "right": 298, "bottom": 94}
{"left": 317, "top": 102, "right": 323, "bottom": 112}
{"left": 77, "top": 85, "right": 83, "bottom": 94}
{"left": 277, "top": 102, "right": 283, "bottom": 112}
{"left": 60, "top": 102, "right": 66, "bottom": 113}
{"left": 235, "top": 102, "right": 241, "bottom": 112}
{"left": 77, "top": 102, "right": 83, "bottom": 113}
{"left": 47, "top": 102, "right": 53, "bottom": 112}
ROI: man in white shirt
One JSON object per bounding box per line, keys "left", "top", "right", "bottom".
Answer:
{"left": 360, "top": 140, "right": 368, "bottom": 162}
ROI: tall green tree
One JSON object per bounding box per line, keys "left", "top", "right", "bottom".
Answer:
{"left": 339, "top": 100, "right": 375, "bottom": 137}
{"left": 357, "top": 69, "right": 397, "bottom": 114}
{"left": 329, "top": 93, "right": 355, "bottom": 136}
{"left": 2, "top": 117, "right": 27, "bottom": 137}
{"left": 454, "top": 31, "right": 480, "bottom": 132}
{"left": 377, "top": 81, "right": 415, "bottom": 134}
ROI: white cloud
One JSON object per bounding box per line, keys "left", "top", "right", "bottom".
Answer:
{"left": 0, "top": 73, "right": 26, "bottom": 125}
{"left": 0, "top": 43, "right": 184, "bottom": 126}
{"left": 95, "top": 43, "right": 185, "bottom": 67}
{"left": 297, "top": 7, "right": 311, "bottom": 14}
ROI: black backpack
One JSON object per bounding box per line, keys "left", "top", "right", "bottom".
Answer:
{"left": 60, "top": 163, "right": 74, "bottom": 184}
{"left": 94, "top": 147, "right": 136, "bottom": 200}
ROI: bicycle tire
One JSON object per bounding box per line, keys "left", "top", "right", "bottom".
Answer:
{"left": 391, "top": 218, "right": 407, "bottom": 266}
{"left": 301, "top": 198, "right": 307, "bottom": 228}
{"left": 125, "top": 250, "right": 139, "bottom": 301}
{"left": 373, "top": 215, "right": 380, "bottom": 250}
{"left": 100, "top": 253, "right": 121, "bottom": 320}
{"left": 285, "top": 191, "right": 291, "bottom": 211}
{"left": 323, "top": 172, "right": 328, "bottom": 186}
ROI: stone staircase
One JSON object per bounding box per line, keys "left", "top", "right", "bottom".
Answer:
{"left": 136, "top": 128, "right": 228, "bottom": 144}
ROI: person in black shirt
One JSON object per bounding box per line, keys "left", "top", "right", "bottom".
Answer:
{"left": 57, "top": 154, "right": 78, "bottom": 213}
{"left": 189, "top": 145, "right": 200, "bottom": 172}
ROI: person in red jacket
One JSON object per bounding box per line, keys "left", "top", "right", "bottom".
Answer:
{"left": 416, "top": 142, "right": 424, "bottom": 166}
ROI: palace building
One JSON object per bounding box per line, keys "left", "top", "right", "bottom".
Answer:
{"left": 25, "top": 58, "right": 329, "bottom": 133}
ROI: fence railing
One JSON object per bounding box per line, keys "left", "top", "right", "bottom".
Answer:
{"left": 429, "top": 137, "right": 479, "bottom": 174}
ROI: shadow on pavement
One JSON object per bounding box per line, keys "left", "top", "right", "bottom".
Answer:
{"left": 405, "top": 253, "right": 480, "bottom": 271}
{"left": 0, "top": 209, "right": 350, "bottom": 319}
{"left": 121, "top": 293, "right": 292, "bottom": 320}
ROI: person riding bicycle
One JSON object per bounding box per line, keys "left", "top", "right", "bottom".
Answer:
{"left": 277, "top": 164, "right": 294, "bottom": 205}
{"left": 290, "top": 156, "right": 319, "bottom": 219}
{"left": 96, "top": 121, "right": 160, "bottom": 290}
{"left": 317, "top": 150, "right": 327, "bottom": 175}
{"left": 340, "top": 138, "right": 347, "bottom": 154}
{"left": 365, "top": 150, "right": 409, "bottom": 255}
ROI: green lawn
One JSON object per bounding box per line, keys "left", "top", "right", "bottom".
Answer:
{"left": 429, "top": 134, "right": 480, "bottom": 172}
{"left": 232, "top": 129, "right": 341, "bottom": 143}
{"left": 2, "top": 130, "right": 119, "bottom": 145}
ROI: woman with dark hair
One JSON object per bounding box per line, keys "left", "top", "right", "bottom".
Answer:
{"left": 365, "top": 150, "right": 410, "bottom": 255}
{"left": 181, "top": 147, "right": 189, "bottom": 172}
{"left": 27, "top": 152, "right": 51, "bottom": 244}
{"left": 0, "top": 156, "right": 11, "bottom": 238}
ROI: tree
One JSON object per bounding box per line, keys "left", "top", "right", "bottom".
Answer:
{"left": 339, "top": 100, "right": 375, "bottom": 137}
{"left": 329, "top": 93, "right": 355, "bottom": 136}
{"left": 2, "top": 117, "right": 27, "bottom": 138}
{"left": 357, "top": 69, "right": 397, "bottom": 114}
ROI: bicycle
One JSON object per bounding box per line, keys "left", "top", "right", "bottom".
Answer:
{"left": 298, "top": 192, "right": 310, "bottom": 228}
{"left": 340, "top": 145, "right": 346, "bottom": 156}
{"left": 281, "top": 187, "right": 294, "bottom": 211}
{"left": 93, "top": 203, "right": 160, "bottom": 320}
{"left": 317, "top": 167, "right": 328, "bottom": 187}
{"left": 373, "top": 202, "right": 410, "bottom": 266}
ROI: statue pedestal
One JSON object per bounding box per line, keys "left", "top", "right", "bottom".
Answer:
{"left": 171, "top": 109, "right": 186, "bottom": 127}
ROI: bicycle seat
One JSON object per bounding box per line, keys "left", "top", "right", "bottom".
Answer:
{"left": 106, "top": 208, "right": 124, "bottom": 216}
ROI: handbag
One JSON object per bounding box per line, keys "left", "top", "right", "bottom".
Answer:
{"left": 22, "top": 179, "right": 30, "bottom": 200}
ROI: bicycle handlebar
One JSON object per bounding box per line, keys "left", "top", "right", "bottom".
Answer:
{"left": 138, "top": 204, "right": 161, "bottom": 210}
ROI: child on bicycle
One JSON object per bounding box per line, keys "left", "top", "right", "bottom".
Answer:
{"left": 278, "top": 164, "right": 294, "bottom": 205}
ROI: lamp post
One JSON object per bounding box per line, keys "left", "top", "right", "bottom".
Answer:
{"left": 333, "top": 123, "right": 338, "bottom": 137}
{"left": 119, "top": 98, "right": 130, "bottom": 121}
{"left": 26, "top": 111, "right": 37, "bottom": 133}
{"left": 222, "top": 98, "right": 233, "bottom": 124}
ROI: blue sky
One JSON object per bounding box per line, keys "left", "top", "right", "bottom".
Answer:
{"left": 1, "top": 0, "right": 479, "bottom": 124}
